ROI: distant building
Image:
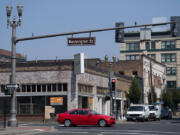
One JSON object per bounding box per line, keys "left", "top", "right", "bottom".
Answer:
{"left": 0, "top": 49, "right": 26, "bottom": 62}
{"left": 120, "top": 16, "right": 180, "bottom": 90}
{"left": 87, "top": 55, "right": 166, "bottom": 104}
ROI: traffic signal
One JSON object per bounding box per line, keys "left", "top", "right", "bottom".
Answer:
{"left": 171, "top": 16, "right": 180, "bottom": 37}
{"left": 115, "top": 22, "right": 124, "bottom": 43}
{"left": 111, "top": 78, "right": 116, "bottom": 92}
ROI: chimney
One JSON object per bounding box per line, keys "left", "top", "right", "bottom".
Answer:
{"left": 112, "top": 56, "right": 116, "bottom": 63}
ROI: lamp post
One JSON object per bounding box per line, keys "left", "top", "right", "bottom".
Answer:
{"left": 6, "top": 4, "right": 23, "bottom": 127}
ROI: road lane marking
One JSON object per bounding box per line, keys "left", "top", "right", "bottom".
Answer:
{"left": 56, "top": 129, "right": 179, "bottom": 134}
{"left": 33, "top": 129, "right": 45, "bottom": 131}
{"left": 102, "top": 132, "right": 159, "bottom": 135}
{"left": 58, "top": 131, "right": 89, "bottom": 134}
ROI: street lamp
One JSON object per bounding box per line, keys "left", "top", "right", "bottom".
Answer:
{"left": 6, "top": 4, "right": 23, "bottom": 127}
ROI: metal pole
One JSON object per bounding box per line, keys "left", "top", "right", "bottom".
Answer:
{"left": 15, "top": 22, "right": 175, "bottom": 43}
{"left": 114, "top": 88, "right": 117, "bottom": 119}
{"left": 109, "top": 72, "right": 113, "bottom": 116}
{"left": 150, "top": 59, "right": 154, "bottom": 104}
{"left": 3, "top": 97, "right": 7, "bottom": 128}
{"left": 8, "top": 18, "right": 18, "bottom": 127}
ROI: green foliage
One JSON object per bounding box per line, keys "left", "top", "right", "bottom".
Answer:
{"left": 162, "top": 88, "right": 173, "bottom": 108}
{"left": 172, "top": 87, "right": 180, "bottom": 111}
{"left": 162, "top": 87, "right": 180, "bottom": 111}
{"left": 127, "top": 78, "right": 141, "bottom": 104}
{"left": 148, "top": 86, "right": 157, "bottom": 104}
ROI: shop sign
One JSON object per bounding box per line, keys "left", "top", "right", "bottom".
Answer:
{"left": 50, "top": 97, "right": 63, "bottom": 105}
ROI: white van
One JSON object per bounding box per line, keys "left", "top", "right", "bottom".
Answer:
{"left": 126, "top": 104, "right": 150, "bottom": 122}
{"left": 148, "top": 105, "right": 161, "bottom": 120}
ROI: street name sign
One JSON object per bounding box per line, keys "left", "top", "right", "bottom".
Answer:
{"left": 6, "top": 84, "right": 19, "bottom": 89}
{"left": 67, "top": 37, "right": 96, "bottom": 46}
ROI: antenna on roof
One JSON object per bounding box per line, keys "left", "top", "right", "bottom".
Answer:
{"left": 56, "top": 56, "right": 58, "bottom": 62}
{"left": 35, "top": 57, "right": 38, "bottom": 63}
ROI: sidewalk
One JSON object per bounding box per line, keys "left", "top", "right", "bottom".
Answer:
{"left": 0, "top": 125, "right": 53, "bottom": 135}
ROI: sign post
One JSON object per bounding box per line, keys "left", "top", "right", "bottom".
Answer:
{"left": 5, "top": 84, "right": 19, "bottom": 95}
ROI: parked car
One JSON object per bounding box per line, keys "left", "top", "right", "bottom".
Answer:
{"left": 126, "top": 104, "right": 150, "bottom": 122}
{"left": 57, "top": 109, "right": 115, "bottom": 127}
{"left": 148, "top": 105, "right": 161, "bottom": 121}
{"left": 161, "top": 108, "right": 172, "bottom": 119}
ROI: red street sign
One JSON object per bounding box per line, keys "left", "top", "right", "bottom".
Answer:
{"left": 67, "top": 37, "right": 96, "bottom": 46}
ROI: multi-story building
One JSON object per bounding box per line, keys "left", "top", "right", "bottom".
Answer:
{"left": 120, "top": 16, "right": 180, "bottom": 90}
{"left": 0, "top": 49, "right": 26, "bottom": 62}
{"left": 88, "top": 55, "right": 166, "bottom": 104}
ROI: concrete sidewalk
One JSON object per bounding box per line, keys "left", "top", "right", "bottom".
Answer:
{"left": 0, "top": 125, "right": 53, "bottom": 135}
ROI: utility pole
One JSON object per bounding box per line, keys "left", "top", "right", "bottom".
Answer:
{"left": 150, "top": 59, "right": 154, "bottom": 104}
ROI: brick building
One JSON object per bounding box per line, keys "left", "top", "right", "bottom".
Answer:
{"left": 87, "top": 55, "right": 166, "bottom": 104}
{"left": 0, "top": 55, "right": 132, "bottom": 121}
{"left": 0, "top": 49, "right": 26, "bottom": 62}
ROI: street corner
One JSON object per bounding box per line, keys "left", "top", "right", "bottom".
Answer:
{"left": 8, "top": 125, "right": 52, "bottom": 132}
{"left": 0, "top": 127, "right": 51, "bottom": 135}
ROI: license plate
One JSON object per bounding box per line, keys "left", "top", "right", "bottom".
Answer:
{"left": 132, "top": 117, "right": 136, "bottom": 120}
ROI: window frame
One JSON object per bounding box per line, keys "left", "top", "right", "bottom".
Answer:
{"left": 126, "top": 42, "right": 140, "bottom": 51}
{"left": 161, "top": 41, "right": 176, "bottom": 49}
{"left": 167, "top": 81, "right": 176, "bottom": 89}
{"left": 166, "top": 67, "right": 176, "bottom": 76}
{"left": 161, "top": 54, "right": 176, "bottom": 63}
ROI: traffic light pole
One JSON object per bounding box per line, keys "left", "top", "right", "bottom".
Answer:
{"left": 15, "top": 22, "right": 174, "bottom": 43}
{"left": 114, "top": 87, "right": 117, "bottom": 119}
{"left": 109, "top": 71, "right": 114, "bottom": 116}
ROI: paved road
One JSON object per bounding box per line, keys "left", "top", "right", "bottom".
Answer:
{"left": 50, "top": 120, "right": 180, "bottom": 135}
{"left": 0, "top": 120, "right": 180, "bottom": 135}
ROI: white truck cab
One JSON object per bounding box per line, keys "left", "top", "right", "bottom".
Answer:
{"left": 126, "top": 104, "right": 150, "bottom": 122}
{"left": 148, "top": 105, "right": 161, "bottom": 120}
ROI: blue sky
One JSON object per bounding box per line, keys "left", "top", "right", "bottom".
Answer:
{"left": 0, "top": 0, "right": 180, "bottom": 61}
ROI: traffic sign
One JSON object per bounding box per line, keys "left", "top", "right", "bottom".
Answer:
{"left": 67, "top": 37, "right": 96, "bottom": 46}
{"left": 6, "top": 84, "right": 19, "bottom": 89}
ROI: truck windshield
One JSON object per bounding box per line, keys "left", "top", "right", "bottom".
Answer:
{"left": 128, "top": 106, "right": 144, "bottom": 111}
{"left": 149, "top": 106, "right": 156, "bottom": 111}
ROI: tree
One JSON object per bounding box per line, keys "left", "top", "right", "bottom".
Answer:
{"left": 162, "top": 87, "right": 173, "bottom": 108}
{"left": 127, "top": 78, "right": 141, "bottom": 104}
{"left": 172, "top": 87, "right": 180, "bottom": 111}
{"left": 148, "top": 86, "right": 157, "bottom": 104}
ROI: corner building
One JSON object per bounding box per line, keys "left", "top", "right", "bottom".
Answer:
{"left": 0, "top": 58, "right": 131, "bottom": 121}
